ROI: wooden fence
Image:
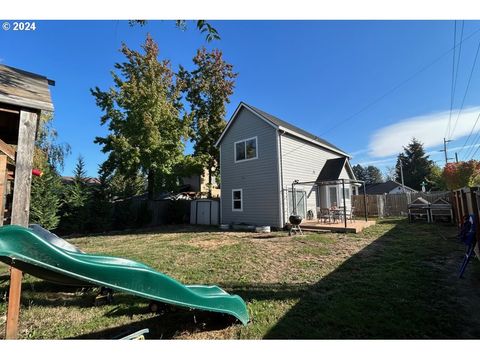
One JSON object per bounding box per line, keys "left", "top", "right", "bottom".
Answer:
{"left": 352, "top": 191, "right": 452, "bottom": 217}
{"left": 113, "top": 198, "right": 192, "bottom": 229}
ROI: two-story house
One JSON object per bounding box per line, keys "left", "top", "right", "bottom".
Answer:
{"left": 215, "top": 102, "right": 356, "bottom": 229}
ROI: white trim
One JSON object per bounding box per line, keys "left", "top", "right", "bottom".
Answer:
{"left": 215, "top": 103, "right": 277, "bottom": 147}
{"left": 234, "top": 136, "right": 258, "bottom": 163}
{"left": 344, "top": 158, "right": 356, "bottom": 180}
{"left": 232, "top": 188, "right": 243, "bottom": 212}
{"left": 276, "top": 131, "right": 283, "bottom": 228}
{"left": 219, "top": 144, "right": 222, "bottom": 223}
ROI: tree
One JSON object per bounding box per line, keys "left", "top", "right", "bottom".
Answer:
{"left": 426, "top": 164, "right": 447, "bottom": 191}
{"left": 30, "top": 163, "right": 63, "bottom": 230}
{"left": 352, "top": 164, "right": 367, "bottom": 182}
{"left": 352, "top": 164, "right": 383, "bottom": 184}
{"left": 384, "top": 166, "right": 397, "bottom": 181}
{"left": 85, "top": 167, "right": 114, "bottom": 233}
{"left": 29, "top": 112, "right": 70, "bottom": 230}
{"left": 395, "top": 138, "right": 434, "bottom": 190}
{"left": 129, "top": 20, "right": 220, "bottom": 42}
{"left": 92, "top": 35, "right": 188, "bottom": 199}
{"left": 443, "top": 160, "right": 480, "bottom": 190}
{"left": 107, "top": 169, "right": 145, "bottom": 200}
{"left": 59, "top": 156, "right": 91, "bottom": 234}
{"left": 179, "top": 47, "right": 237, "bottom": 197}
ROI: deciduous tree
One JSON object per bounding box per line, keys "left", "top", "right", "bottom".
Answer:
{"left": 443, "top": 160, "right": 480, "bottom": 190}
{"left": 92, "top": 35, "right": 188, "bottom": 198}
{"left": 179, "top": 47, "right": 237, "bottom": 197}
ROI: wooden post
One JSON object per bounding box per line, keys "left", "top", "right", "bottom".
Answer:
{"left": 5, "top": 109, "right": 38, "bottom": 339}
{"left": 0, "top": 155, "right": 7, "bottom": 225}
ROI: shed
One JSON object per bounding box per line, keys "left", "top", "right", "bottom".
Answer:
{"left": 190, "top": 199, "right": 220, "bottom": 225}
{"left": 0, "top": 64, "right": 54, "bottom": 339}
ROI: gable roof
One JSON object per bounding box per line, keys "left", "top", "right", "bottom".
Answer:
{"left": 0, "top": 64, "right": 54, "bottom": 112}
{"left": 360, "top": 180, "right": 418, "bottom": 194}
{"left": 316, "top": 158, "right": 348, "bottom": 181}
{"left": 215, "top": 102, "right": 350, "bottom": 157}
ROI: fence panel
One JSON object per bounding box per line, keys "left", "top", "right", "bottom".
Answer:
{"left": 353, "top": 191, "right": 453, "bottom": 218}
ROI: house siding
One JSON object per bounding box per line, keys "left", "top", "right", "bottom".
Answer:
{"left": 220, "top": 108, "right": 281, "bottom": 227}
{"left": 280, "top": 133, "right": 353, "bottom": 223}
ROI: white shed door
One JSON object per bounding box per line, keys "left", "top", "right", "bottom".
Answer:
{"left": 196, "top": 202, "right": 211, "bottom": 225}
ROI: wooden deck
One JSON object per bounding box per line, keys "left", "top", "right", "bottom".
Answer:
{"left": 300, "top": 219, "right": 376, "bottom": 233}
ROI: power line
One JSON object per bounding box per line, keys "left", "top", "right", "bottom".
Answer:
{"left": 458, "top": 111, "right": 480, "bottom": 157}
{"left": 464, "top": 120, "right": 480, "bottom": 159}
{"left": 450, "top": 36, "right": 480, "bottom": 138}
{"left": 453, "top": 21, "right": 466, "bottom": 95}
{"left": 320, "top": 25, "right": 480, "bottom": 137}
{"left": 469, "top": 139, "right": 480, "bottom": 159}
{"left": 445, "top": 20, "right": 458, "bottom": 139}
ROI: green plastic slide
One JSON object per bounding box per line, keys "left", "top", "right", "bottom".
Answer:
{"left": 0, "top": 225, "right": 249, "bottom": 325}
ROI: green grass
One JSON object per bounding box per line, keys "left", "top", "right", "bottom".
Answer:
{"left": 1, "top": 219, "right": 480, "bottom": 339}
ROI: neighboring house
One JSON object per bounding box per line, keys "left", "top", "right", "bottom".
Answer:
{"left": 215, "top": 102, "right": 357, "bottom": 229}
{"left": 181, "top": 168, "right": 221, "bottom": 198}
{"left": 61, "top": 176, "right": 101, "bottom": 187}
{"left": 359, "top": 180, "right": 417, "bottom": 195}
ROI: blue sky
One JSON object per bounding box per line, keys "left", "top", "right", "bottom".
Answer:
{"left": 2, "top": 20, "right": 480, "bottom": 176}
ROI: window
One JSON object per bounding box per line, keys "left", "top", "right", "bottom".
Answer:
{"left": 235, "top": 137, "right": 257, "bottom": 162}
{"left": 341, "top": 187, "right": 350, "bottom": 200}
{"left": 232, "top": 189, "right": 243, "bottom": 211}
{"left": 328, "top": 186, "right": 338, "bottom": 207}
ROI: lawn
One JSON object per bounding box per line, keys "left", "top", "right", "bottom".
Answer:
{"left": 1, "top": 218, "right": 480, "bottom": 339}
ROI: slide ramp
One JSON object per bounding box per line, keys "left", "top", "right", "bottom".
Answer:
{"left": 0, "top": 225, "right": 249, "bottom": 325}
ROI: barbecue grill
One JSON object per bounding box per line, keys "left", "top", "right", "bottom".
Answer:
{"left": 288, "top": 215, "right": 303, "bottom": 235}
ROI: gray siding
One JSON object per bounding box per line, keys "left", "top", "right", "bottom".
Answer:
{"left": 280, "top": 133, "right": 353, "bottom": 223}
{"left": 220, "top": 108, "right": 281, "bottom": 227}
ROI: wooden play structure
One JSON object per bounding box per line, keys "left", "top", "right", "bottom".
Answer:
{"left": 0, "top": 64, "right": 54, "bottom": 339}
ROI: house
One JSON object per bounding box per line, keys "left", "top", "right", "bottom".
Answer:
{"left": 215, "top": 102, "right": 357, "bottom": 229}
{"left": 181, "top": 167, "right": 220, "bottom": 198}
{"left": 359, "top": 180, "right": 417, "bottom": 195}
{"left": 61, "top": 176, "right": 101, "bottom": 187}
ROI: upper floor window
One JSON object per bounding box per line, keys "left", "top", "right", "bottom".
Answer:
{"left": 234, "top": 136, "right": 258, "bottom": 162}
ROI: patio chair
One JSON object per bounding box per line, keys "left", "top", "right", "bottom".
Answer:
{"left": 330, "top": 208, "right": 341, "bottom": 223}
{"left": 344, "top": 206, "right": 355, "bottom": 223}
{"left": 317, "top": 208, "right": 332, "bottom": 223}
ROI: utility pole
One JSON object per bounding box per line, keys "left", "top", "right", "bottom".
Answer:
{"left": 440, "top": 138, "right": 454, "bottom": 165}
{"left": 399, "top": 162, "right": 405, "bottom": 193}
{"left": 455, "top": 152, "right": 459, "bottom": 163}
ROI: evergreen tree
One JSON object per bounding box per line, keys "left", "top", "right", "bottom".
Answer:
{"left": 59, "top": 156, "right": 91, "bottom": 234}
{"left": 179, "top": 47, "right": 237, "bottom": 197}
{"left": 352, "top": 164, "right": 383, "bottom": 184}
{"left": 30, "top": 164, "right": 63, "bottom": 230}
{"left": 86, "top": 167, "right": 113, "bottom": 232}
{"left": 395, "top": 138, "right": 434, "bottom": 190}
{"left": 29, "top": 112, "right": 70, "bottom": 230}
{"left": 92, "top": 34, "right": 187, "bottom": 199}
{"left": 352, "top": 164, "right": 367, "bottom": 182}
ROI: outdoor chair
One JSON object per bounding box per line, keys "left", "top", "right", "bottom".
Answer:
{"left": 344, "top": 206, "right": 355, "bottom": 223}
{"left": 317, "top": 208, "right": 332, "bottom": 223}
{"left": 330, "top": 207, "right": 341, "bottom": 223}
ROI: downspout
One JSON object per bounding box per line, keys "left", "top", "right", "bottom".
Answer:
{"left": 278, "top": 129, "right": 286, "bottom": 226}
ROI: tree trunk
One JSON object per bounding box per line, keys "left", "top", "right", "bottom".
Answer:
{"left": 207, "top": 166, "right": 212, "bottom": 199}
{"left": 147, "top": 169, "right": 155, "bottom": 200}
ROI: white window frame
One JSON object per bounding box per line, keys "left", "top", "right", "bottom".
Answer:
{"left": 232, "top": 189, "right": 243, "bottom": 212}
{"left": 234, "top": 136, "right": 258, "bottom": 163}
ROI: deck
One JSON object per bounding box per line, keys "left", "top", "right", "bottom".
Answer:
{"left": 300, "top": 219, "right": 376, "bottom": 233}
